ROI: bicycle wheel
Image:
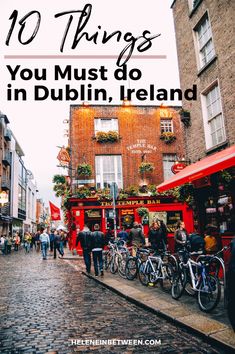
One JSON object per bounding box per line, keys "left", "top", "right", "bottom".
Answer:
{"left": 171, "top": 267, "right": 186, "bottom": 300}
{"left": 160, "top": 263, "right": 174, "bottom": 293}
{"left": 138, "top": 261, "right": 149, "bottom": 286}
{"left": 103, "top": 251, "right": 112, "bottom": 271}
{"left": 118, "top": 255, "right": 127, "bottom": 278}
{"left": 110, "top": 254, "right": 118, "bottom": 274}
{"left": 197, "top": 274, "right": 221, "bottom": 312}
{"left": 125, "top": 257, "right": 138, "bottom": 280}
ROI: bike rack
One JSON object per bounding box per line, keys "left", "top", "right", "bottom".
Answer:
{"left": 197, "top": 254, "right": 227, "bottom": 309}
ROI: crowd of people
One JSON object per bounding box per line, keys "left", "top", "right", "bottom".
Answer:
{"left": 0, "top": 227, "right": 68, "bottom": 260}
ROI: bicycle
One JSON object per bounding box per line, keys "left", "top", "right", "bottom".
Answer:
{"left": 138, "top": 250, "right": 174, "bottom": 292}
{"left": 171, "top": 247, "right": 221, "bottom": 312}
{"left": 125, "top": 247, "right": 150, "bottom": 280}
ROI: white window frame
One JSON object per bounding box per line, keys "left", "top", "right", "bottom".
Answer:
{"left": 162, "top": 154, "right": 177, "bottom": 181}
{"left": 94, "top": 118, "right": 118, "bottom": 134}
{"left": 201, "top": 81, "right": 226, "bottom": 150}
{"left": 194, "top": 13, "right": 215, "bottom": 69}
{"left": 160, "top": 119, "right": 173, "bottom": 133}
{"left": 95, "top": 155, "right": 123, "bottom": 189}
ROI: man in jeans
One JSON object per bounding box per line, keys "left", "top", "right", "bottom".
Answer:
{"left": 76, "top": 224, "right": 92, "bottom": 274}
{"left": 39, "top": 227, "right": 50, "bottom": 260}
{"left": 91, "top": 224, "right": 105, "bottom": 276}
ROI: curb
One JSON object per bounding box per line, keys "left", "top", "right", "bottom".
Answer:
{"left": 82, "top": 271, "right": 235, "bottom": 353}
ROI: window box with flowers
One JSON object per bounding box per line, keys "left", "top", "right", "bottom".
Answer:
{"left": 139, "top": 162, "right": 154, "bottom": 174}
{"left": 94, "top": 131, "right": 121, "bottom": 143}
{"left": 77, "top": 163, "right": 92, "bottom": 177}
{"left": 160, "top": 132, "right": 176, "bottom": 144}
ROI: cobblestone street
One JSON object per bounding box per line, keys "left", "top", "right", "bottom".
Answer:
{"left": 0, "top": 250, "right": 226, "bottom": 353}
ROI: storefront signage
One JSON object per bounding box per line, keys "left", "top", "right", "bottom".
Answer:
{"left": 126, "top": 139, "right": 157, "bottom": 154}
{"left": 171, "top": 162, "right": 186, "bottom": 174}
{"left": 121, "top": 209, "right": 134, "bottom": 215}
{"left": 57, "top": 147, "right": 70, "bottom": 167}
{"left": 85, "top": 210, "right": 101, "bottom": 218}
{"left": 100, "top": 199, "right": 161, "bottom": 207}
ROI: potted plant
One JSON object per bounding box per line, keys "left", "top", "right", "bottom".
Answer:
{"left": 125, "top": 185, "right": 139, "bottom": 197}
{"left": 136, "top": 207, "right": 149, "bottom": 217}
{"left": 77, "top": 163, "right": 92, "bottom": 177}
{"left": 139, "top": 162, "right": 154, "bottom": 174}
{"left": 75, "top": 186, "right": 92, "bottom": 199}
{"left": 160, "top": 132, "right": 176, "bottom": 144}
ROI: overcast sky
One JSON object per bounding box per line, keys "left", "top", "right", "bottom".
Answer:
{"left": 0, "top": 0, "right": 180, "bottom": 207}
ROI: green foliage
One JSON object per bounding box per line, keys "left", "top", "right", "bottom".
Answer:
{"left": 53, "top": 174, "right": 66, "bottom": 184}
{"left": 77, "top": 163, "right": 92, "bottom": 177}
{"left": 125, "top": 185, "right": 139, "bottom": 196}
{"left": 96, "top": 188, "right": 112, "bottom": 201}
{"left": 139, "top": 162, "right": 154, "bottom": 174}
{"left": 171, "top": 183, "right": 195, "bottom": 206}
{"left": 221, "top": 170, "right": 233, "bottom": 184}
{"left": 75, "top": 186, "right": 92, "bottom": 199}
{"left": 136, "top": 207, "right": 149, "bottom": 217}
{"left": 160, "top": 132, "right": 176, "bottom": 144}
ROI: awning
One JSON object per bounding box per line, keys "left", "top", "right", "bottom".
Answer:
{"left": 157, "top": 145, "right": 235, "bottom": 192}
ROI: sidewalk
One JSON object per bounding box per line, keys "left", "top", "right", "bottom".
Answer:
{"left": 76, "top": 267, "right": 235, "bottom": 352}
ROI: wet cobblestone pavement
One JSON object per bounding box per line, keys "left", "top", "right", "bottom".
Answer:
{"left": 0, "top": 250, "right": 225, "bottom": 353}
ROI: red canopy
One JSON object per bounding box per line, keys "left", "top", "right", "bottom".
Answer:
{"left": 157, "top": 145, "right": 235, "bottom": 192}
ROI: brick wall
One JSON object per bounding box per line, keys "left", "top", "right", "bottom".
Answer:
{"left": 69, "top": 104, "right": 185, "bottom": 188}
{"left": 172, "top": 0, "right": 235, "bottom": 162}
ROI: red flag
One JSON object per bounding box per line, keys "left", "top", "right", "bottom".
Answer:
{"left": 49, "top": 202, "right": 61, "bottom": 221}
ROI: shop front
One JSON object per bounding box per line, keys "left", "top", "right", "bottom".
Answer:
{"left": 157, "top": 145, "right": 235, "bottom": 264}
{"left": 67, "top": 196, "right": 194, "bottom": 255}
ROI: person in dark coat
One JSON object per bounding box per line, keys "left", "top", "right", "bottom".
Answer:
{"left": 90, "top": 224, "right": 105, "bottom": 276}
{"left": 54, "top": 230, "right": 64, "bottom": 259}
{"left": 227, "top": 237, "right": 235, "bottom": 331}
{"left": 76, "top": 224, "right": 92, "bottom": 273}
{"left": 148, "top": 221, "right": 167, "bottom": 253}
{"left": 174, "top": 220, "right": 189, "bottom": 252}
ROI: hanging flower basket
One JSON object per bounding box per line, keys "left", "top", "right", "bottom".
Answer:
{"left": 75, "top": 186, "right": 92, "bottom": 199}
{"left": 77, "top": 163, "right": 92, "bottom": 177}
{"left": 160, "top": 132, "right": 176, "bottom": 144}
{"left": 94, "top": 131, "right": 121, "bottom": 143}
{"left": 139, "top": 162, "right": 154, "bottom": 174}
{"left": 137, "top": 207, "right": 149, "bottom": 217}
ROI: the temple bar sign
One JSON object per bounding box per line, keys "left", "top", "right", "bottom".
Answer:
{"left": 101, "top": 199, "right": 161, "bottom": 206}
{"left": 126, "top": 139, "right": 157, "bottom": 154}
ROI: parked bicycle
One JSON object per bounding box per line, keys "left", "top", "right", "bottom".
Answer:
{"left": 171, "top": 245, "right": 221, "bottom": 312}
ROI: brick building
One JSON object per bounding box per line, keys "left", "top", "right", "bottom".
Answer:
{"left": 157, "top": 1, "right": 235, "bottom": 242}
{"left": 171, "top": 0, "right": 235, "bottom": 161}
{"left": 69, "top": 104, "right": 185, "bottom": 189}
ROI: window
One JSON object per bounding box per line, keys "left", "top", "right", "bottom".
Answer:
{"left": 195, "top": 14, "right": 215, "bottom": 68}
{"left": 94, "top": 118, "right": 118, "bottom": 134}
{"left": 160, "top": 119, "right": 173, "bottom": 133}
{"left": 95, "top": 155, "right": 123, "bottom": 189}
{"left": 202, "top": 84, "right": 226, "bottom": 148}
{"left": 18, "top": 185, "right": 26, "bottom": 211}
{"left": 163, "top": 154, "right": 177, "bottom": 181}
{"left": 188, "top": 0, "right": 202, "bottom": 11}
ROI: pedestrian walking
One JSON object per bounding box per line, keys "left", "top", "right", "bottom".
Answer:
{"left": 54, "top": 230, "right": 64, "bottom": 259}
{"left": 49, "top": 229, "right": 55, "bottom": 252}
{"left": 91, "top": 224, "right": 105, "bottom": 277}
{"left": 39, "top": 227, "right": 50, "bottom": 260}
{"left": 76, "top": 224, "right": 92, "bottom": 273}
{"left": 174, "top": 220, "right": 189, "bottom": 252}
{"left": 24, "top": 232, "right": 32, "bottom": 253}
{"left": 14, "top": 232, "right": 20, "bottom": 251}
{"left": 59, "top": 230, "right": 65, "bottom": 254}
{"left": 0, "top": 235, "right": 6, "bottom": 254}
{"left": 35, "top": 231, "right": 41, "bottom": 252}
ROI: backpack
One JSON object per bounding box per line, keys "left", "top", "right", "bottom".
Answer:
{"left": 189, "top": 233, "right": 205, "bottom": 252}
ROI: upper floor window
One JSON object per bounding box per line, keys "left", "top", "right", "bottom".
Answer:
{"left": 195, "top": 14, "right": 215, "bottom": 69}
{"left": 95, "top": 155, "right": 123, "bottom": 189}
{"left": 163, "top": 154, "right": 177, "bottom": 181}
{"left": 94, "top": 118, "right": 118, "bottom": 134}
{"left": 160, "top": 119, "right": 173, "bottom": 133}
{"left": 188, "top": 0, "right": 202, "bottom": 12}
{"left": 201, "top": 83, "right": 226, "bottom": 149}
